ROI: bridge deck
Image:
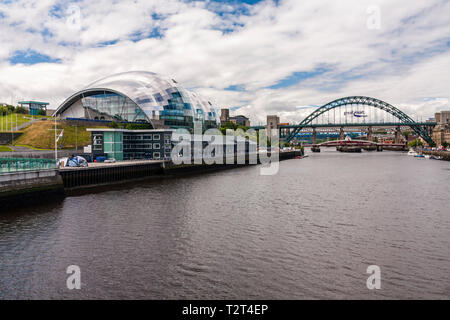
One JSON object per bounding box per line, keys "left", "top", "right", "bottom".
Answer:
{"left": 250, "top": 122, "right": 436, "bottom": 130}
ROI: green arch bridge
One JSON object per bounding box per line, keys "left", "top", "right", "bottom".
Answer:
{"left": 250, "top": 96, "right": 436, "bottom": 145}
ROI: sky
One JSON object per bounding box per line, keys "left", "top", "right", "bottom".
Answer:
{"left": 0, "top": 0, "right": 449, "bottom": 125}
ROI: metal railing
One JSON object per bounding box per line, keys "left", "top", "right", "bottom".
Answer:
{"left": 0, "top": 158, "right": 57, "bottom": 174}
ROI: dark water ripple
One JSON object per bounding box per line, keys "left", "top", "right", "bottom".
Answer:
{"left": 0, "top": 150, "right": 449, "bottom": 299}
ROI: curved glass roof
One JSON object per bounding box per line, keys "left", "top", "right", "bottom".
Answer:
{"left": 55, "top": 71, "right": 220, "bottom": 129}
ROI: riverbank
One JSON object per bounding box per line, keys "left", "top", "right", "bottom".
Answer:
{"left": 1, "top": 150, "right": 302, "bottom": 204}
{"left": 0, "top": 169, "right": 64, "bottom": 208}
{"left": 422, "top": 150, "right": 450, "bottom": 161}
{"left": 61, "top": 151, "right": 302, "bottom": 193}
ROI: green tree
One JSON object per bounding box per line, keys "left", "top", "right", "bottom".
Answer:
{"left": 109, "top": 121, "right": 119, "bottom": 128}
{"left": 125, "top": 123, "right": 152, "bottom": 130}
{"left": 0, "top": 106, "right": 8, "bottom": 116}
{"left": 14, "top": 106, "right": 28, "bottom": 114}
{"left": 408, "top": 139, "right": 423, "bottom": 147}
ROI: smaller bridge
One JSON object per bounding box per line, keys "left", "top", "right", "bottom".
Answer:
{"left": 315, "top": 139, "right": 404, "bottom": 148}
{"left": 308, "top": 139, "right": 407, "bottom": 152}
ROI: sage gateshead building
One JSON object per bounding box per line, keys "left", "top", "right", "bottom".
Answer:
{"left": 53, "top": 71, "right": 220, "bottom": 131}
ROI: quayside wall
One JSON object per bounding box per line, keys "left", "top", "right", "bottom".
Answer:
{"left": 422, "top": 150, "right": 450, "bottom": 161}
{"left": 1, "top": 151, "right": 302, "bottom": 203}
{"left": 60, "top": 151, "right": 302, "bottom": 190}
{"left": 0, "top": 169, "right": 64, "bottom": 206}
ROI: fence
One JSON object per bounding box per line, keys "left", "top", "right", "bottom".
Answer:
{"left": 0, "top": 158, "right": 57, "bottom": 174}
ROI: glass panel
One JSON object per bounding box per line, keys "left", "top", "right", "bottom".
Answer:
{"left": 82, "top": 93, "right": 148, "bottom": 122}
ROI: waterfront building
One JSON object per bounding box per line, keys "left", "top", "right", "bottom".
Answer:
{"left": 220, "top": 109, "right": 251, "bottom": 127}
{"left": 18, "top": 101, "right": 49, "bottom": 115}
{"left": 220, "top": 108, "right": 230, "bottom": 123}
{"left": 87, "top": 128, "right": 257, "bottom": 162}
{"left": 87, "top": 128, "right": 174, "bottom": 161}
{"left": 230, "top": 115, "right": 250, "bottom": 127}
{"left": 54, "top": 71, "right": 220, "bottom": 132}
{"left": 432, "top": 111, "right": 450, "bottom": 146}
{"left": 266, "top": 115, "right": 280, "bottom": 140}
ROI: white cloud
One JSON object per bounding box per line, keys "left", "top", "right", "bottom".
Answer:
{"left": 0, "top": 0, "right": 449, "bottom": 125}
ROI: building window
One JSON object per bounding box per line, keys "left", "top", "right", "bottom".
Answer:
{"left": 153, "top": 143, "right": 160, "bottom": 149}
{"left": 93, "top": 134, "right": 103, "bottom": 151}
{"left": 153, "top": 134, "right": 160, "bottom": 140}
{"left": 153, "top": 152, "right": 160, "bottom": 159}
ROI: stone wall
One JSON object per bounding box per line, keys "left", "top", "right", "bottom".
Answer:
{"left": 0, "top": 169, "right": 64, "bottom": 202}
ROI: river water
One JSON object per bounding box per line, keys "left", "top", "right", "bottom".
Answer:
{"left": 0, "top": 149, "right": 449, "bottom": 299}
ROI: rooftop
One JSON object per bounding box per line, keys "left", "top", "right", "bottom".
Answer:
{"left": 18, "top": 101, "right": 49, "bottom": 105}
{"left": 86, "top": 128, "right": 175, "bottom": 133}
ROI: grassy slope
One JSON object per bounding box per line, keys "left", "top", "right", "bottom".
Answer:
{"left": 13, "top": 120, "right": 107, "bottom": 150}
{"left": 0, "top": 146, "right": 13, "bottom": 152}
{"left": 0, "top": 113, "right": 49, "bottom": 132}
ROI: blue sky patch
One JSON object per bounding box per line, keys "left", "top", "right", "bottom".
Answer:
{"left": 267, "top": 68, "right": 329, "bottom": 89}
{"left": 210, "top": 0, "right": 264, "bottom": 5}
{"left": 224, "top": 84, "right": 246, "bottom": 91}
{"left": 98, "top": 40, "right": 119, "bottom": 47}
{"left": 10, "top": 50, "right": 61, "bottom": 65}
{"left": 130, "top": 28, "right": 163, "bottom": 42}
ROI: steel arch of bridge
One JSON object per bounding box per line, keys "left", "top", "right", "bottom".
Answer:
{"left": 286, "top": 96, "right": 434, "bottom": 144}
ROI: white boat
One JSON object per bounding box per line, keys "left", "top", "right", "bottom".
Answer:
{"left": 407, "top": 149, "right": 418, "bottom": 156}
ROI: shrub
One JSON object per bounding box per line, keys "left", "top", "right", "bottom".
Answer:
{"left": 0, "top": 106, "right": 8, "bottom": 116}
{"left": 15, "top": 106, "right": 28, "bottom": 114}
{"left": 109, "top": 121, "right": 119, "bottom": 128}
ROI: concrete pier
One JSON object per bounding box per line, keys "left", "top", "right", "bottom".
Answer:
{"left": 60, "top": 151, "right": 302, "bottom": 190}
{"left": 60, "top": 160, "right": 164, "bottom": 189}
{"left": 1, "top": 151, "right": 303, "bottom": 202}
{"left": 0, "top": 169, "right": 64, "bottom": 204}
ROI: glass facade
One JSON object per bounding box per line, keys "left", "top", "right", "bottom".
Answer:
{"left": 91, "top": 130, "right": 172, "bottom": 161}
{"left": 56, "top": 71, "right": 221, "bottom": 131}
{"left": 103, "top": 132, "right": 124, "bottom": 161}
{"left": 82, "top": 93, "right": 148, "bottom": 122}
{"left": 122, "top": 132, "right": 169, "bottom": 160}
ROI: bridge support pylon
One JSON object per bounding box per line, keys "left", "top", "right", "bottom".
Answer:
{"left": 394, "top": 126, "right": 402, "bottom": 144}
{"left": 312, "top": 128, "right": 317, "bottom": 145}
{"left": 367, "top": 126, "right": 373, "bottom": 142}
{"left": 339, "top": 127, "right": 344, "bottom": 140}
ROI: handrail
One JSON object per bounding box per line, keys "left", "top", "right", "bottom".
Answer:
{"left": 0, "top": 158, "right": 57, "bottom": 174}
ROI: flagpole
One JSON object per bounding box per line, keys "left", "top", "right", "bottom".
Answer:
{"left": 55, "top": 115, "right": 57, "bottom": 160}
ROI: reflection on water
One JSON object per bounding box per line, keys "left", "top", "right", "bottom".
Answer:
{"left": 0, "top": 150, "right": 449, "bottom": 299}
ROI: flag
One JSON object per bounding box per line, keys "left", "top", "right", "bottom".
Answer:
{"left": 56, "top": 129, "right": 64, "bottom": 142}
